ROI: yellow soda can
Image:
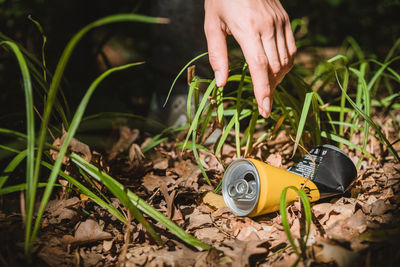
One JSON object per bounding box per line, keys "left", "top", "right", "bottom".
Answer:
{"left": 221, "top": 145, "right": 356, "bottom": 217}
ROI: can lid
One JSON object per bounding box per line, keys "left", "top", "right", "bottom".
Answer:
{"left": 222, "top": 159, "right": 260, "bottom": 216}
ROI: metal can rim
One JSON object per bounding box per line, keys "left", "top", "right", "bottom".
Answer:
{"left": 222, "top": 158, "right": 260, "bottom": 216}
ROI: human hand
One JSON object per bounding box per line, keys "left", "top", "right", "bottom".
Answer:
{"left": 204, "top": 0, "right": 296, "bottom": 118}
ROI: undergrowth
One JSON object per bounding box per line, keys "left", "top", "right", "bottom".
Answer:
{"left": 0, "top": 11, "right": 399, "bottom": 265}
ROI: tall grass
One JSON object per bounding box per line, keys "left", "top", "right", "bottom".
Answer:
{"left": 168, "top": 37, "right": 400, "bottom": 185}
{"left": 0, "top": 13, "right": 211, "bottom": 258}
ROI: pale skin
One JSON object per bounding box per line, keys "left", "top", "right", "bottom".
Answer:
{"left": 204, "top": 0, "right": 297, "bottom": 118}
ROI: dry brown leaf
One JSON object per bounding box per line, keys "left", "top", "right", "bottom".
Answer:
{"left": 143, "top": 246, "right": 206, "bottom": 267}
{"left": 369, "top": 199, "right": 391, "bottom": 216}
{"left": 266, "top": 153, "right": 282, "bottom": 168}
{"left": 313, "top": 241, "right": 359, "bottom": 267}
{"left": 50, "top": 130, "right": 92, "bottom": 164}
{"left": 62, "top": 219, "right": 112, "bottom": 246}
{"left": 128, "top": 143, "right": 144, "bottom": 167}
{"left": 217, "top": 239, "right": 268, "bottom": 267}
{"left": 153, "top": 157, "right": 169, "bottom": 170}
{"left": 103, "top": 240, "right": 113, "bottom": 252}
{"left": 80, "top": 247, "right": 103, "bottom": 266}
{"left": 194, "top": 227, "right": 226, "bottom": 243}
{"left": 142, "top": 172, "right": 176, "bottom": 192}
{"left": 230, "top": 217, "right": 262, "bottom": 240}
{"left": 345, "top": 209, "right": 367, "bottom": 234}
{"left": 203, "top": 192, "right": 226, "bottom": 210}
{"left": 199, "top": 150, "right": 224, "bottom": 172}
{"left": 44, "top": 197, "right": 80, "bottom": 224}
{"left": 38, "top": 246, "right": 76, "bottom": 266}
{"left": 159, "top": 182, "right": 183, "bottom": 224}
{"left": 188, "top": 208, "right": 213, "bottom": 230}
{"left": 108, "top": 126, "right": 139, "bottom": 160}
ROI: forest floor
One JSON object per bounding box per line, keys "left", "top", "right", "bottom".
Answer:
{"left": 1, "top": 110, "right": 400, "bottom": 267}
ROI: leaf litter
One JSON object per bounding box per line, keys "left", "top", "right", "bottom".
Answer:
{"left": 1, "top": 111, "right": 400, "bottom": 266}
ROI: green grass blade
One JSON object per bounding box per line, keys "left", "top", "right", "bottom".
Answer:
{"left": 28, "top": 16, "right": 48, "bottom": 82}
{"left": 0, "top": 149, "right": 28, "bottom": 190}
{"left": 29, "top": 62, "right": 143, "bottom": 251}
{"left": 216, "top": 84, "right": 224, "bottom": 124}
{"left": 215, "top": 114, "right": 236, "bottom": 156}
{"left": 320, "top": 131, "right": 375, "bottom": 160}
{"left": 40, "top": 161, "right": 127, "bottom": 223}
{"left": 71, "top": 153, "right": 210, "bottom": 250}
{"left": 28, "top": 14, "right": 165, "bottom": 255}
{"left": 78, "top": 167, "right": 112, "bottom": 205}
{"left": 183, "top": 80, "right": 217, "bottom": 150}
{"left": 349, "top": 67, "right": 371, "bottom": 167}
{"left": 71, "top": 153, "right": 162, "bottom": 243}
{"left": 385, "top": 38, "right": 400, "bottom": 62}
{"left": 199, "top": 104, "right": 214, "bottom": 141}
{"left": 339, "top": 68, "right": 349, "bottom": 141}
{"left": 0, "top": 142, "right": 126, "bottom": 224}
{"left": 192, "top": 131, "right": 211, "bottom": 185}
{"left": 244, "top": 104, "right": 259, "bottom": 157}
{"left": 164, "top": 52, "right": 208, "bottom": 107}
{"left": 187, "top": 77, "right": 198, "bottom": 123}
{"left": 235, "top": 64, "right": 248, "bottom": 158}
{"left": 0, "top": 41, "right": 35, "bottom": 254}
{"left": 280, "top": 186, "right": 312, "bottom": 261}
{"left": 344, "top": 36, "right": 365, "bottom": 60}
{"left": 321, "top": 105, "right": 353, "bottom": 113}
{"left": 0, "top": 183, "right": 55, "bottom": 195}
{"left": 293, "top": 92, "right": 313, "bottom": 156}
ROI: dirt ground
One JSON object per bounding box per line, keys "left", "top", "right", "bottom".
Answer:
{"left": 1, "top": 111, "right": 399, "bottom": 267}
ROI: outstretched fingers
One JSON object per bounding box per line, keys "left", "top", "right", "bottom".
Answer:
{"left": 236, "top": 33, "right": 273, "bottom": 118}
{"left": 204, "top": 20, "right": 229, "bottom": 87}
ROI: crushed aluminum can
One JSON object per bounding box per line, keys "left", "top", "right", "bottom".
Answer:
{"left": 222, "top": 145, "right": 357, "bottom": 217}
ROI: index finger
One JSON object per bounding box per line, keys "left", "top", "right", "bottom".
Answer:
{"left": 235, "top": 33, "right": 273, "bottom": 118}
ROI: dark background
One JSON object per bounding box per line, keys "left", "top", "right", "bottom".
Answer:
{"left": 0, "top": 0, "right": 399, "bottom": 130}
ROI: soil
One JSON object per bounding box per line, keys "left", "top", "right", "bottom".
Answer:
{"left": 0, "top": 111, "right": 399, "bottom": 267}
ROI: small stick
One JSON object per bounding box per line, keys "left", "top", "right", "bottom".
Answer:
{"left": 118, "top": 210, "right": 133, "bottom": 267}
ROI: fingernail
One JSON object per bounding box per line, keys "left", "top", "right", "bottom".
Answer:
{"left": 263, "top": 97, "right": 270, "bottom": 117}
{"left": 215, "top": 71, "right": 222, "bottom": 87}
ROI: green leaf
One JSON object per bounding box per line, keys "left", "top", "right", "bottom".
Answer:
{"left": 71, "top": 153, "right": 211, "bottom": 250}
{"left": 29, "top": 62, "right": 144, "bottom": 252}
{"left": 293, "top": 92, "right": 313, "bottom": 156}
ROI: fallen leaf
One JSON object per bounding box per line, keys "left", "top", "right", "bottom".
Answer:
{"left": 203, "top": 192, "right": 226, "bottom": 210}
{"left": 144, "top": 246, "right": 207, "bottom": 267}
{"left": 313, "top": 241, "right": 359, "bottom": 267}
{"left": 142, "top": 172, "right": 176, "bottom": 192}
{"left": 216, "top": 239, "right": 268, "bottom": 266}
{"left": 128, "top": 143, "right": 144, "bottom": 167}
{"left": 103, "top": 240, "right": 113, "bottom": 252}
{"left": 153, "top": 157, "right": 169, "bottom": 170}
{"left": 345, "top": 209, "right": 367, "bottom": 233}
{"left": 194, "top": 227, "right": 225, "bottom": 243}
{"left": 188, "top": 208, "right": 213, "bottom": 230}
{"left": 44, "top": 197, "right": 80, "bottom": 224}
{"left": 369, "top": 199, "right": 390, "bottom": 216}
{"left": 38, "top": 246, "right": 76, "bottom": 266}
{"left": 108, "top": 126, "right": 139, "bottom": 160}
{"left": 62, "top": 219, "right": 112, "bottom": 246}
{"left": 266, "top": 153, "right": 282, "bottom": 168}
{"left": 80, "top": 247, "right": 103, "bottom": 266}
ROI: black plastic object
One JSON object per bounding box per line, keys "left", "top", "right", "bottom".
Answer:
{"left": 288, "top": 144, "right": 357, "bottom": 194}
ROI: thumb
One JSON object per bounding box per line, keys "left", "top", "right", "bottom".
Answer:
{"left": 204, "top": 21, "right": 229, "bottom": 87}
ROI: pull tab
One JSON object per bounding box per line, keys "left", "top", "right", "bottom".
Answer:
{"left": 228, "top": 178, "right": 257, "bottom": 200}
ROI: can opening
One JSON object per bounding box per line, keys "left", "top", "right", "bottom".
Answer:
{"left": 222, "top": 159, "right": 260, "bottom": 216}
{"left": 227, "top": 172, "right": 257, "bottom": 200}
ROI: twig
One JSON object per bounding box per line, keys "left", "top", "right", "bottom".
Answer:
{"left": 118, "top": 210, "right": 133, "bottom": 267}
{"left": 20, "top": 190, "right": 26, "bottom": 226}
{"left": 33, "top": 106, "right": 56, "bottom": 140}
